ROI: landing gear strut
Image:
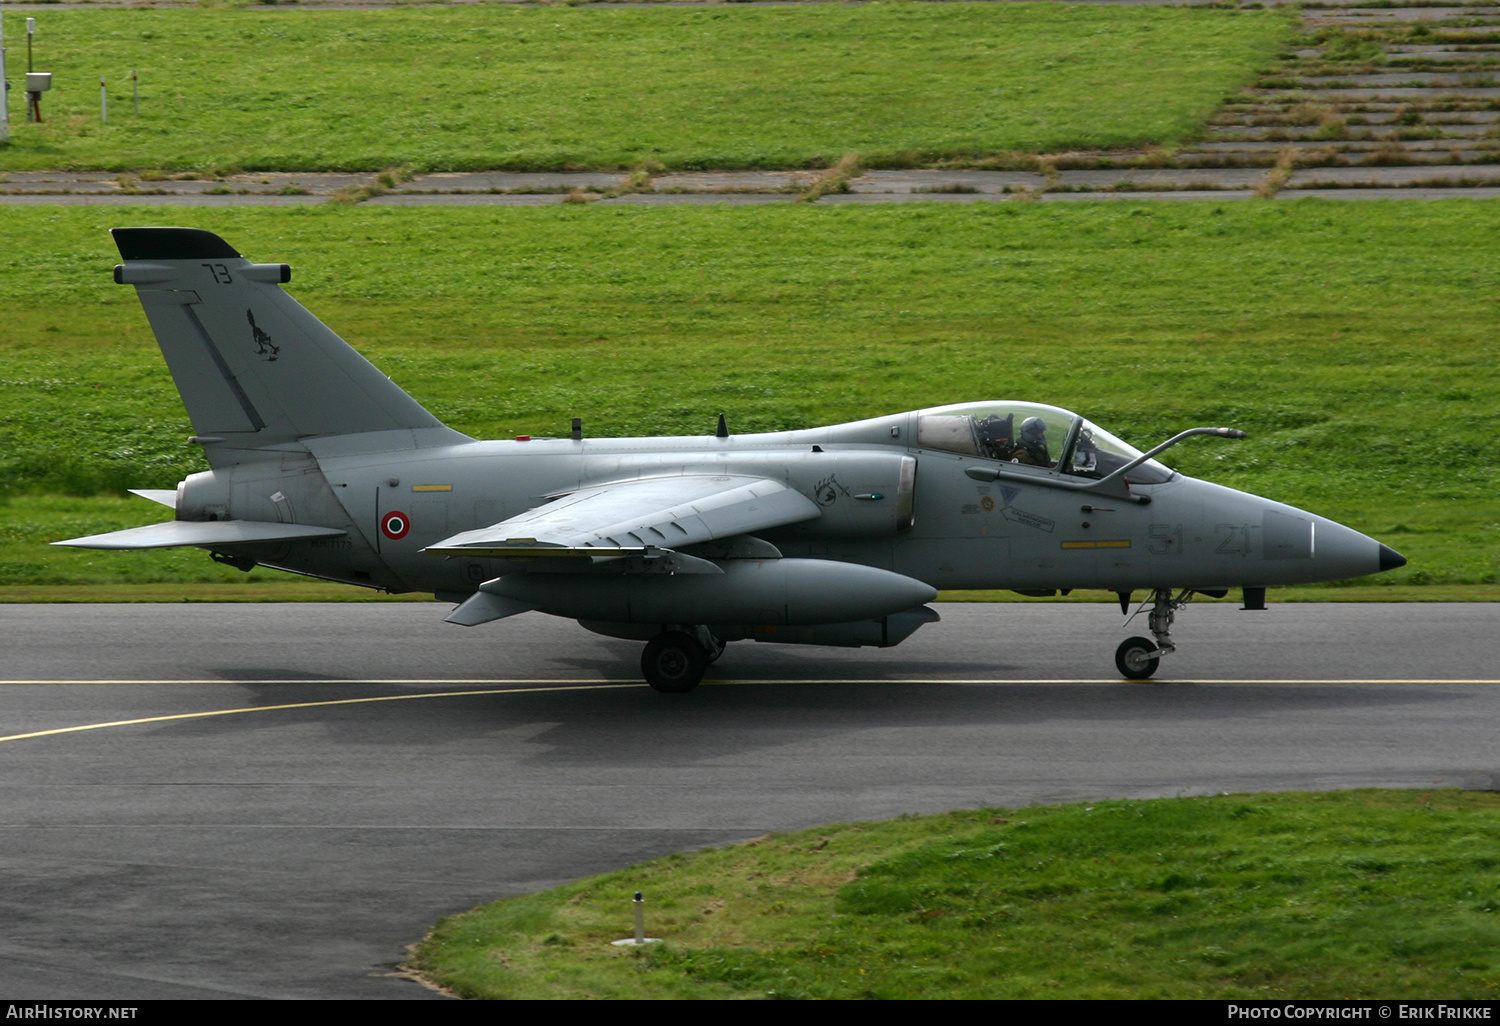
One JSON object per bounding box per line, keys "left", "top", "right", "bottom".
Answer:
{"left": 1115, "top": 588, "right": 1193, "bottom": 680}
{"left": 640, "top": 626, "right": 722, "bottom": 692}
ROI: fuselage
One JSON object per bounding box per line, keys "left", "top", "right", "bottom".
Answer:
{"left": 172, "top": 407, "right": 1396, "bottom": 602}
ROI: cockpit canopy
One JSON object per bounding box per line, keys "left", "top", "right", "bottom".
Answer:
{"left": 916, "top": 402, "right": 1174, "bottom": 484}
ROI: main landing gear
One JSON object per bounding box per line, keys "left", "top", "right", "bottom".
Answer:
{"left": 640, "top": 627, "right": 725, "bottom": 693}
{"left": 1114, "top": 587, "right": 1194, "bottom": 680}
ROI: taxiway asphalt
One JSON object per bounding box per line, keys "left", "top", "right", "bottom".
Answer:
{"left": 0, "top": 600, "right": 1495, "bottom": 998}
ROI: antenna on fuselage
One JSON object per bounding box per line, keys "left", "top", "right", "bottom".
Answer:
{"left": 715, "top": 413, "right": 729, "bottom": 439}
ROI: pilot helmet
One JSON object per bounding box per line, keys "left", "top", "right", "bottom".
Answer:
{"left": 1020, "top": 416, "right": 1047, "bottom": 443}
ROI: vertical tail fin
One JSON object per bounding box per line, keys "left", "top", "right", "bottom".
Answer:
{"left": 111, "top": 227, "right": 470, "bottom": 465}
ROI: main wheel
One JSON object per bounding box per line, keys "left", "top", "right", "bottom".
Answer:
{"left": 1115, "top": 636, "right": 1160, "bottom": 680}
{"left": 641, "top": 631, "right": 709, "bottom": 693}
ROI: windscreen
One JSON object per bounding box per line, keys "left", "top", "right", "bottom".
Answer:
{"left": 1068, "top": 421, "right": 1173, "bottom": 484}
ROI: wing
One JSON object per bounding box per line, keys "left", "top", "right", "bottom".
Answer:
{"left": 424, "top": 474, "right": 820, "bottom": 559}
{"left": 54, "top": 520, "right": 346, "bottom": 550}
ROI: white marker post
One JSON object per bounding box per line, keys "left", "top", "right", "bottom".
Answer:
{"left": 100, "top": 75, "right": 106, "bottom": 124}
{"left": 610, "top": 891, "right": 661, "bottom": 947}
{"left": 25, "top": 17, "right": 34, "bottom": 124}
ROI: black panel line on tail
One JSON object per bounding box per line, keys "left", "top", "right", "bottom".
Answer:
{"left": 180, "top": 303, "right": 267, "bottom": 432}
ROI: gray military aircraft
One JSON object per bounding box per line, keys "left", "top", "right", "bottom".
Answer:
{"left": 56, "top": 228, "right": 1406, "bottom": 690}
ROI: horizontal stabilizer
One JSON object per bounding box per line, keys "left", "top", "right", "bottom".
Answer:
{"left": 53, "top": 520, "right": 346, "bottom": 551}
{"left": 129, "top": 489, "right": 179, "bottom": 508}
{"left": 445, "top": 591, "right": 536, "bottom": 627}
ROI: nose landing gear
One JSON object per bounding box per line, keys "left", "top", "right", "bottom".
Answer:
{"left": 1115, "top": 588, "right": 1193, "bottom": 680}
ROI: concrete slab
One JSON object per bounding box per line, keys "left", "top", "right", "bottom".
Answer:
{"left": 600, "top": 192, "right": 796, "bottom": 205}
{"left": 1236, "top": 100, "right": 1493, "bottom": 111}
{"left": 848, "top": 169, "right": 1043, "bottom": 193}
{"left": 1209, "top": 124, "right": 1493, "bottom": 139}
{"left": 1188, "top": 139, "right": 1492, "bottom": 152}
{"left": 817, "top": 191, "right": 1008, "bottom": 204}
{"left": 651, "top": 171, "right": 810, "bottom": 192}
{"left": 0, "top": 171, "right": 369, "bottom": 198}
{"left": 0, "top": 172, "right": 119, "bottom": 184}
{"left": 0, "top": 194, "right": 326, "bottom": 206}
{"left": 141, "top": 176, "right": 366, "bottom": 196}
{"left": 1299, "top": 72, "right": 1500, "bottom": 86}
{"left": 1296, "top": 86, "right": 1500, "bottom": 99}
{"left": 1304, "top": 8, "right": 1500, "bottom": 21}
{"left": 1418, "top": 29, "right": 1500, "bottom": 39}
{"left": 1386, "top": 51, "right": 1500, "bottom": 62}
{"left": 1284, "top": 111, "right": 1500, "bottom": 125}
{"left": 1288, "top": 163, "right": 1500, "bottom": 185}
{"left": 1054, "top": 167, "right": 1266, "bottom": 188}
{"left": 1041, "top": 190, "right": 1258, "bottom": 202}
{"left": 366, "top": 192, "right": 565, "bottom": 206}
{"left": 1383, "top": 44, "right": 1500, "bottom": 55}
{"left": 1278, "top": 186, "right": 1500, "bottom": 199}
{"left": 1420, "top": 110, "right": 1500, "bottom": 122}
{"left": 399, "top": 171, "right": 623, "bottom": 193}
{"left": 0, "top": 183, "right": 124, "bottom": 195}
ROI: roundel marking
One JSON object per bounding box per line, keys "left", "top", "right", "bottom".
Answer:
{"left": 381, "top": 511, "right": 411, "bottom": 540}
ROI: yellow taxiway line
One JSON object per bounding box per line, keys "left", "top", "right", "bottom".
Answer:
{"left": 0, "top": 682, "right": 638, "bottom": 744}
{"left": 0, "top": 677, "right": 1496, "bottom": 746}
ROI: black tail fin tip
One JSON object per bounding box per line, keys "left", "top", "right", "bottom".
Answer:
{"left": 112, "top": 227, "right": 241, "bottom": 262}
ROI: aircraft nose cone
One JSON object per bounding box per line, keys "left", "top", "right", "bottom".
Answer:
{"left": 1379, "top": 544, "right": 1407, "bottom": 572}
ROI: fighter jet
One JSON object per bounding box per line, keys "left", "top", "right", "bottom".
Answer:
{"left": 56, "top": 228, "right": 1407, "bottom": 691}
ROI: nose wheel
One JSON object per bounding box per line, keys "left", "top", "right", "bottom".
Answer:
{"left": 1115, "top": 636, "right": 1160, "bottom": 680}
{"left": 1116, "top": 588, "right": 1193, "bottom": 680}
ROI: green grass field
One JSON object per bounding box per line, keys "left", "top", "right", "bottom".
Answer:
{"left": 412, "top": 789, "right": 1500, "bottom": 999}
{"left": 1, "top": 200, "right": 1495, "bottom": 591}
{"left": 0, "top": 4, "right": 1290, "bottom": 172}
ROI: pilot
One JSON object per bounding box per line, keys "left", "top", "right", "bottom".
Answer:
{"left": 1011, "top": 416, "right": 1051, "bottom": 467}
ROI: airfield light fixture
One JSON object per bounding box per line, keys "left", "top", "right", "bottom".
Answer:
{"left": 611, "top": 891, "right": 661, "bottom": 947}
{"left": 25, "top": 71, "right": 48, "bottom": 124}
